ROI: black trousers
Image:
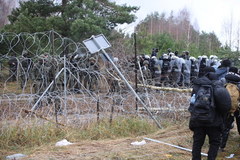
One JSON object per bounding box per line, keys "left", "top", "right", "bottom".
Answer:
{"left": 234, "top": 110, "right": 240, "bottom": 134}
{"left": 192, "top": 127, "right": 222, "bottom": 160}
{"left": 221, "top": 110, "right": 240, "bottom": 149}
{"left": 220, "top": 114, "right": 234, "bottom": 149}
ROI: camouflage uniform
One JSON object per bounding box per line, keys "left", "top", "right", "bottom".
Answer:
{"left": 84, "top": 57, "right": 100, "bottom": 92}
{"left": 31, "top": 55, "right": 61, "bottom": 111}
{"left": 8, "top": 57, "right": 18, "bottom": 82}
{"left": 69, "top": 56, "right": 86, "bottom": 93}
{"left": 19, "top": 57, "right": 32, "bottom": 89}
{"left": 31, "top": 55, "right": 52, "bottom": 94}
{"left": 107, "top": 70, "right": 121, "bottom": 94}
{"left": 50, "top": 57, "right": 63, "bottom": 114}
{"left": 140, "top": 60, "right": 152, "bottom": 85}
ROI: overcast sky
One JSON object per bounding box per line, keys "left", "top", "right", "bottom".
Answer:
{"left": 114, "top": 0, "right": 240, "bottom": 44}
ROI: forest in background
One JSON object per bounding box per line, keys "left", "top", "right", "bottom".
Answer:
{"left": 0, "top": 0, "right": 240, "bottom": 65}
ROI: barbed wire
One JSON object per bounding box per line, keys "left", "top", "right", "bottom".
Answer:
{"left": 0, "top": 30, "right": 191, "bottom": 128}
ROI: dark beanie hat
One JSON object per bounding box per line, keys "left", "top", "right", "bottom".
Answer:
{"left": 221, "top": 59, "right": 231, "bottom": 67}
{"left": 203, "top": 66, "right": 215, "bottom": 74}
{"left": 229, "top": 66, "right": 238, "bottom": 73}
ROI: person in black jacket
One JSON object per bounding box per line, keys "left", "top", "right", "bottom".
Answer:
{"left": 188, "top": 66, "right": 231, "bottom": 160}
{"left": 219, "top": 67, "right": 240, "bottom": 151}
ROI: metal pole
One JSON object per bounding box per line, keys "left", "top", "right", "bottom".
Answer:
{"left": 87, "top": 35, "right": 162, "bottom": 128}
{"left": 31, "top": 68, "right": 64, "bottom": 111}
{"left": 101, "top": 50, "right": 162, "bottom": 129}
{"left": 110, "top": 100, "right": 114, "bottom": 125}
{"left": 134, "top": 33, "right": 138, "bottom": 111}
{"left": 138, "top": 61, "right": 152, "bottom": 108}
{"left": 144, "top": 137, "right": 208, "bottom": 157}
{"left": 51, "top": 30, "right": 54, "bottom": 55}
{"left": 97, "top": 98, "right": 100, "bottom": 123}
{"left": 63, "top": 55, "right": 67, "bottom": 116}
{"left": 55, "top": 102, "right": 59, "bottom": 127}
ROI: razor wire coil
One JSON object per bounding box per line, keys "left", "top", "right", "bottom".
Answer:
{"left": 0, "top": 30, "right": 191, "bottom": 127}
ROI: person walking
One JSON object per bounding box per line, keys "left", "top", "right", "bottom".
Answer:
{"left": 219, "top": 67, "right": 240, "bottom": 151}
{"left": 188, "top": 66, "right": 231, "bottom": 160}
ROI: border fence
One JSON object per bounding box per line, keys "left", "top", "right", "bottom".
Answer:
{"left": 0, "top": 30, "right": 191, "bottom": 127}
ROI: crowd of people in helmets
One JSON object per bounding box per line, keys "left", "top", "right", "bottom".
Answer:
{"left": 138, "top": 48, "right": 240, "bottom": 159}
{"left": 138, "top": 48, "right": 230, "bottom": 88}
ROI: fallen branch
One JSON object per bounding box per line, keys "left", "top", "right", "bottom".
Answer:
{"left": 137, "top": 84, "right": 192, "bottom": 93}
{"left": 138, "top": 107, "right": 188, "bottom": 112}
{"left": 106, "top": 72, "right": 192, "bottom": 93}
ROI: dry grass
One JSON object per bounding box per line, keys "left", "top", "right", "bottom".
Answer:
{"left": 1, "top": 116, "right": 240, "bottom": 159}
{"left": 0, "top": 116, "right": 158, "bottom": 159}
{"left": 1, "top": 119, "right": 193, "bottom": 160}
{"left": 0, "top": 76, "right": 239, "bottom": 159}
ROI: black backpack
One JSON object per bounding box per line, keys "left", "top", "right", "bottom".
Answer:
{"left": 190, "top": 84, "right": 216, "bottom": 123}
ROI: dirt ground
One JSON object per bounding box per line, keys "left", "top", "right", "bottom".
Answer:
{"left": 20, "top": 125, "right": 191, "bottom": 160}
{"left": 16, "top": 124, "right": 240, "bottom": 160}
{"left": 1, "top": 81, "right": 239, "bottom": 160}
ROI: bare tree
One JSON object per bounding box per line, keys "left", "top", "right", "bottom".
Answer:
{"left": 222, "top": 13, "right": 234, "bottom": 49}
{"left": 158, "top": 13, "right": 166, "bottom": 34}
{"left": 135, "top": 7, "right": 202, "bottom": 49}
{"left": 176, "top": 8, "right": 192, "bottom": 48}
{"left": 0, "top": 0, "right": 9, "bottom": 27}
{"left": 236, "top": 22, "right": 240, "bottom": 53}
{"left": 0, "top": 0, "right": 19, "bottom": 28}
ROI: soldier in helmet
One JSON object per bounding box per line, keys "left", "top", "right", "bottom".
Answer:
{"left": 69, "top": 53, "right": 87, "bottom": 93}
{"left": 198, "top": 55, "right": 208, "bottom": 77}
{"left": 32, "top": 54, "right": 63, "bottom": 112}
{"left": 181, "top": 50, "right": 190, "bottom": 60}
{"left": 138, "top": 54, "right": 145, "bottom": 67}
{"left": 31, "top": 54, "right": 52, "bottom": 108}
{"left": 182, "top": 51, "right": 191, "bottom": 87}
{"left": 169, "top": 56, "right": 183, "bottom": 87}
{"left": 209, "top": 55, "right": 221, "bottom": 70}
{"left": 189, "top": 56, "right": 199, "bottom": 83}
{"left": 151, "top": 48, "right": 159, "bottom": 57}
{"left": 31, "top": 56, "right": 44, "bottom": 108}
{"left": 107, "top": 57, "right": 122, "bottom": 94}
{"left": 141, "top": 60, "right": 152, "bottom": 85}
{"left": 159, "top": 53, "right": 171, "bottom": 86}
{"left": 167, "top": 48, "right": 174, "bottom": 57}
{"left": 149, "top": 56, "right": 161, "bottom": 86}
{"left": 19, "top": 54, "right": 33, "bottom": 89}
